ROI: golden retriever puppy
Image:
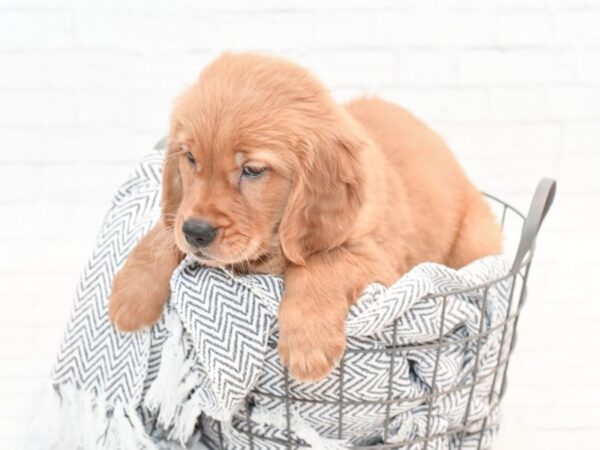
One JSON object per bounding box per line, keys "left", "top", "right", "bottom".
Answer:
{"left": 109, "top": 52, "right": 502, "bottom": 382}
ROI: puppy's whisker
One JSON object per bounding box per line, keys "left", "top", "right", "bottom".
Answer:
{"left": 148, "top": 225, "right": 179, "bottom": 262}
{"left": 235, "top": 240, "right": 270, "bottom": 272}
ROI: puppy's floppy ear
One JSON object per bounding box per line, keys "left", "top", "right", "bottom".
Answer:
{"left": 160, "top": 142, "right": 182, "bottom": 227}
{"left": 279, "top": 123, "right": 365, "bottom": 265}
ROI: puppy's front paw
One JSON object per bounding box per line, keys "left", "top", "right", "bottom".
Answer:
{"left": 278, "top": 321, "right": 345, "bottom": 383}
{"left": 108, "top": 272, "right": 165, "bottom": 332}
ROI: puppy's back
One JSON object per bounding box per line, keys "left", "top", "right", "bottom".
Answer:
{"left": 345, "top": 97, "right": 502, "bottom": 272}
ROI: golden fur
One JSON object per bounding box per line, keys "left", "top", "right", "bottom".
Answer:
{"left": 109, "top": 53, "right": 502, "bottom": 382}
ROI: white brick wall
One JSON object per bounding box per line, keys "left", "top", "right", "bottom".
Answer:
{"left": 1, "top": 1, "right": 599, "bottom": 448}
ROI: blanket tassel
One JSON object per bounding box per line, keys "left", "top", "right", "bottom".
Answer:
{"left": 144, "top": 312, "right": 202, "bottom": 446}
{"left": 32, "top": 384, "right": 158, "bottom": 450}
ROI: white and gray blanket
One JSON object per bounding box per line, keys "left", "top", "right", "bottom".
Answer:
{"left": 47, "top": 150, "right": 513, "bottom": 449}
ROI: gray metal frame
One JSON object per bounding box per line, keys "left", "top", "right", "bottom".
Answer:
{"left": 207, "top": 178, "right": 557, "bottom": 450}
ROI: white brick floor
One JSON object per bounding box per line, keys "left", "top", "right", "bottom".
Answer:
{"left": 1, "top": 0, "right": 599, "bottom": 448}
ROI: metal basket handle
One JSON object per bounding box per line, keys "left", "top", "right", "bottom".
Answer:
{"left": 510, "top": 178, "right": 556, "bottom": 274}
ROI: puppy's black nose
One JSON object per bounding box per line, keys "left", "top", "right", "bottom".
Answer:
{"left": 182, "top": 220, "right": 218, "bottom": 248}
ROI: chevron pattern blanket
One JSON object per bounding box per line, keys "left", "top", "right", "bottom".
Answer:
{"left": 47, "top": 151, "right": 512, "bottom": 450}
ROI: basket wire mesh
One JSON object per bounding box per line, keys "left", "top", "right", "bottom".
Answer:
{"left": 205, "top": 179, "right": 556, "bottom": 450}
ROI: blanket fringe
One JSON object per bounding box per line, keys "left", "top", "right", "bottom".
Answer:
{"left": 33, "top": 384, "right": 159, "bottom": 450}
{"left": 144, "top": 311, "right": 203, "bottom": 446}
{"left": 167, "top": 389, "right": 203, "bottom": 444}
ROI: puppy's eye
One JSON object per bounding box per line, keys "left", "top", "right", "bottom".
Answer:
{"left": 185, "top": 151, "right": 196, "bottom": 165}
{"left": 241, "top": 166, "right": 267, "bottom": 178}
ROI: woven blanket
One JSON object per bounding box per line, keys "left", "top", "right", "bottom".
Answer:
{"left": 47, "top": 150, "right": 512, "bottom": 450}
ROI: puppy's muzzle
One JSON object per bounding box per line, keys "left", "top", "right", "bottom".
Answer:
{"left": 183, "top": 219, "right": 218, "bottom": 248}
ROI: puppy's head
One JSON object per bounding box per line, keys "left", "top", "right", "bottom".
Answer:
{"left": 162, "top": 53, "right": 365, "bottom": 270}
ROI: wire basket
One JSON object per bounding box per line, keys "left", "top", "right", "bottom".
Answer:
{"left": 206, "top": 178, "right": 556, "bottom": 450}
